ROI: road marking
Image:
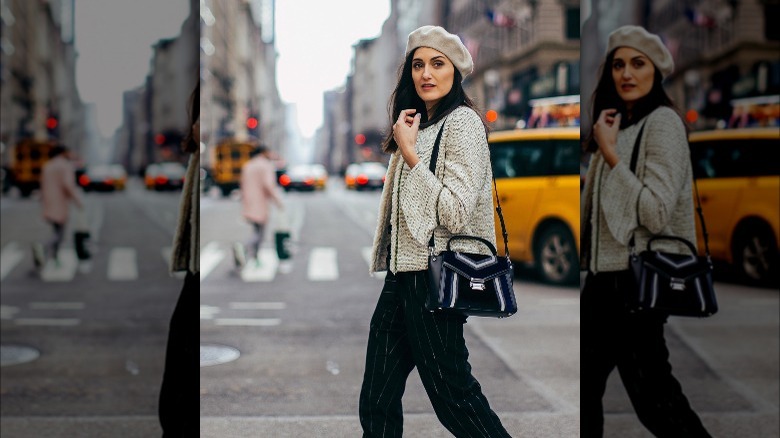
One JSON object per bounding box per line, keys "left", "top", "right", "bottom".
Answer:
{"left": 1, "top": 242, "right": 25, "bottom": 281}
{"left": 107, "top": 247, "right": 138, "bottom": 281}
{"left": 308, "top": 247, "right": 338, "bottom": 281}
{"left": 29, "top": 302, "right": 85, "bottom": 310}
{"left": 200, "top": 242, "right": 225, "bottom": 281}
{"left": 15, "top": 318, "right": 81, "bottom": 326}
{"left": 240, "top": 249, "right": 278, "bottom": 282}
{"left": 0, "top": 305, "right": 20, "bottom": 319}
{"left": 214, "top": 318, "right": 281, "bottom": 327}
{"left": 40, "top": 250, "right": 78, "bottom": 282}
{"left": 229, "top": 302, "right": 286, "bottom": 310}
{"left": 200, "top": 305, "right": 220, "bottom": 320}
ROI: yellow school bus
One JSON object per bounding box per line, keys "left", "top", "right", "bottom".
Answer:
{"left": 209, "top": 138, "right": 257, "bottom": 197}
{"left": 9, "top": 139, "right": 56, "bottom": 197}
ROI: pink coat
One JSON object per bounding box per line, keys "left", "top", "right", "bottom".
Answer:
{"left": 40, "top": 155, "right": 83, "bottom": 224}
{"left": 241, "top": 155, "right": 282, "bottom": 224}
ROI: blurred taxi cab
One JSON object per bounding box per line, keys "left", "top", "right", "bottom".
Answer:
{"left": 689, "top": 127, "right": 779, "bottom": 284}
{"left": 78, "top": 164, "right": 127, "bottom": 192}
{"left": 345, "top": 161, "right": 386, "bottom": 190}
{"left": 210, "top": 138, "right": 255, "bottom": 197}
{"left": 8, "top": 139, "right": 55, "bottom": 197}
{"left": 489, "top": 126, "right": 580, "bottom": 285}
{"left": 279, "top": 164, "right": 326, "bottom": 192}
{"left": 145, "top": 162, "right": 186, "bottom": 191}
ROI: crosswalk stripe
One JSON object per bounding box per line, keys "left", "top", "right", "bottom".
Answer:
{"left": 214, "top": 318, "right": 281, "bottom": 327}
{"left": 107, "top": 247, "right": 138, "bottom": 281}
{"left": 200, "top": 242, "right": 225, "bottom": 281}
{"left": 40, "top": 250, "right": 78, "bottom": 282}
{"left": 15, "top": 318, "right": 81, "bottom": 326}
{"left": 240, "top": 248, "right": 278, "bottom": 282}
{"left": 1, "top": 242, "right": 25, "bottom": 281}
{"left": 229, "top": 302, "right": 286, "bottom": 310}
{"left": 29, "top": 302, "right": 85, "bottom": 310}
{"left": 308, "top": 247, "right": 338, "bottom": 281}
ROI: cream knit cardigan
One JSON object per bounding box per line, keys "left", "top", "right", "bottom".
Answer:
{"left": 370, "top": 106, "right": 497, "bottom": 274}
{"left": 580, "top": 106, "right": 697, "bottom": 273}
{"left": 170, "top": 151, "right": 200, "bottom": 274}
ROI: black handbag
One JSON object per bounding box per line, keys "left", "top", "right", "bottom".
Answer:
{"left": 424, "top": 122, "right": 517, "bottom": 318}
{"left": 626, "top": 123, "right": 717, "bottom": 317}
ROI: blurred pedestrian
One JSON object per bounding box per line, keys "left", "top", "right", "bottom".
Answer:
{"left": 359, "top": 25, "right": 511, "bottom": 437}
{"left": 234, "top": 144, "right": 284, "bottom": 268}
{"left": 158, "top": 80, "right": 199, "bottom": 437}
{"left": 580, "top": 25, "right": 711, "bottom": 437}
{"left": 34, "top": 144, "right": 84, "bottom": 268}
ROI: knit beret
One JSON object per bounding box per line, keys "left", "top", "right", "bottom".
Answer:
{"left": 405, "top": 25, "right": 473, "bottom": 80}
{"left": 607, "top": 25, "right": 674, "bottom": 79}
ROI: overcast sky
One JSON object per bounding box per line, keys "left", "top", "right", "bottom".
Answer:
{"left": 75, "top": 0, "right": 189, "bottom": 138}
{"left": 275, "top": 0, "right": 391, "bottom": 137}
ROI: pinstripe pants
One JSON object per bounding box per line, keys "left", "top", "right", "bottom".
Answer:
{"left": 359, "top": 270, "right": 511, "bottom": 437}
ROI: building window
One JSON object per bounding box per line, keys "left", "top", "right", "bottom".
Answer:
{"left": 766, "top": 4, "right": 780, "bottom": 41}
{"left": 566, "top": 7, "right": 580, "bottom": 40}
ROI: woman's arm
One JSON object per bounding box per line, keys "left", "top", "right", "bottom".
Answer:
{"left": 600, "top": 107, "right": 690, "bottom": 244}
{"left": 400, "top": 108, "right": 489, "bottom": 245}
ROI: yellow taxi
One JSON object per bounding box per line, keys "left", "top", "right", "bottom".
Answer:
{"left": 488, "top": 126, "right": 581, "bottom": 285}
{"left": 688, "top": 127, "right": 779, "bottom": 285}
{"left": 8, "top": 139, "right": 56, "bottom": 197}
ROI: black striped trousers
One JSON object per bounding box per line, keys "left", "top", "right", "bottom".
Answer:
{"left": 581, "top": 271, "right": 711, "bottom": 437}
{"left": 359, "top": 270, "right": 511, "bottom": 438}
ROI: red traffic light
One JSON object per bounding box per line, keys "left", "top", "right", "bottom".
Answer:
{"left": 247, "top": 117, "right": 259, "bottom": 129}
{"left": 355, "top": 133, "right": 366, "bottom": 145}
{"left": 154, "top": 134, "right": 166, "bottom": 145}
{"left": 46, "top": 117, "right": 58, "bottom": 129}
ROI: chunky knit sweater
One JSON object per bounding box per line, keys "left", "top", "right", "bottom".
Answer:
{"left": 170, "top": 151, "right": 200, "bottom": 274}
{"left": 370, "top": 106, "right": 497, "bottom": 274}
{"left": 580, "top": 106, "right": 697, "bottom": 273}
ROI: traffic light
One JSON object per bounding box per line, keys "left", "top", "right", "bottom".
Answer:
{"left": 46, "top": 113, "right": 59, "bottom": 138}
{"left": 354, "top": 133, "right": 366, "bottom": 145}
{"left": 247, "top": 114, "right": 259, "bottom": 137}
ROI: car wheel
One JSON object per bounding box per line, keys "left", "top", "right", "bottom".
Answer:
{"left": 733, "top": 223, "right": 779, "bottom": 285}
{"left": 534, "top": 223, "right": 578, "bottom": 286}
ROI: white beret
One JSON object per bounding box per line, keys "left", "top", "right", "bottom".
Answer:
{"left": 607, "top": 25, "right": 674, "bottom": 79}
{"left": 405, "top": 25, "right": 473, "bottom": 80}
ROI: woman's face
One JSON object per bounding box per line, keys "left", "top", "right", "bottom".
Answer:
{"left": 411, "top": 47, "right": 455, "bottom": 114}
{"left": 611, "top": 47, "right": 655, "bottom": 109}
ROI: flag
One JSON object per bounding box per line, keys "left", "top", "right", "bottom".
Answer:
{"left": 684, "top": 7, "right": 716, "bottom": 28}
{"left": 485, "top": 8, "right": 516, "bottom": 28}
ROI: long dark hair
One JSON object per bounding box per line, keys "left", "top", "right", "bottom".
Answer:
{"left": 182, "top": 81, "right": 199, "bottom": 153}
{"left": 381, "top": 50, "right": 488, "bottom": 153}
{"left": 584, "top": 49, "right": 685, "bottom": 152}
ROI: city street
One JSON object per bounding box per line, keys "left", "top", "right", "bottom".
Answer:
{"left": 0, "top": 180, "right": 184, "bottom": 437}
{"left": 198, "top": 180, "right": 580, "bottom": 437}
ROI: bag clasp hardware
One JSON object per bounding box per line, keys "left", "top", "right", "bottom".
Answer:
{"left": 669, "top": 278, "right": 686, "bottom": 291}
{"left": 469, "top": 278, "right": 486, "bottom": 291}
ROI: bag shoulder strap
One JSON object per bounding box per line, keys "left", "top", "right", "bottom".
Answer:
{"left": 428, "top": 121, "right": 510, "bottom": 258}
{"left": 627, "top": 121, "right": 710, "bottom": 256}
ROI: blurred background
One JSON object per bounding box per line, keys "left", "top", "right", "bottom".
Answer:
{"left": 1, "top": 0, "right": 197, "bottom": 436}
{"left": 581, "top": 1, "right": 779, "bottom": 436}
{"left": 198, "top": 0, "right": 581, "bottom": 437}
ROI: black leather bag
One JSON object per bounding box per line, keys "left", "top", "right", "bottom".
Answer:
{"left": 626, "top": 123, "right": 717, "bottom": 317}
{"left": 424, "top": 122, "right": 517, "bottom": 318}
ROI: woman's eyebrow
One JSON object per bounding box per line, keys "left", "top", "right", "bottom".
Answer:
{"left": 614, "top": 55, "right": 648, "bottom": 62}
{"left": 413, "top": 55, "right": 446, "bottom": 62}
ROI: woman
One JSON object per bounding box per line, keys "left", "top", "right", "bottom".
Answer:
{"left": 580, "top": 25, "right": 711, "bottom": 437}
{"left": 359, "top": 26, "right": 511, "bottom": 437}
{"left": 158, "top": 80, "right": 200, "bottom": 437}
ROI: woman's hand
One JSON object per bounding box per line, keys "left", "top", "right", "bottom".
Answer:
{"left": 393, "top": 109, "right": 421, "bottom": 168}
{"left": 593, "top": 109, "right": 621, "bottom": 168}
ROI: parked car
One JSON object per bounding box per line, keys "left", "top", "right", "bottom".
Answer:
{"left": 78, "top": 164, "right": 127, "bottom": 192}
{"left": 345, "top": 161, "right": 386, "bottom": 190}
{"left": 145, "top": 162, "right": 186, "bottom": 191}
{"left": 688, "top": 127, "right": 779, "bottom": 285}
{"left": 278, "top": 164, "right": 325, "bottom": 192}
{"left": 488, "top": 126, "right": 581, "bottom": 285}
